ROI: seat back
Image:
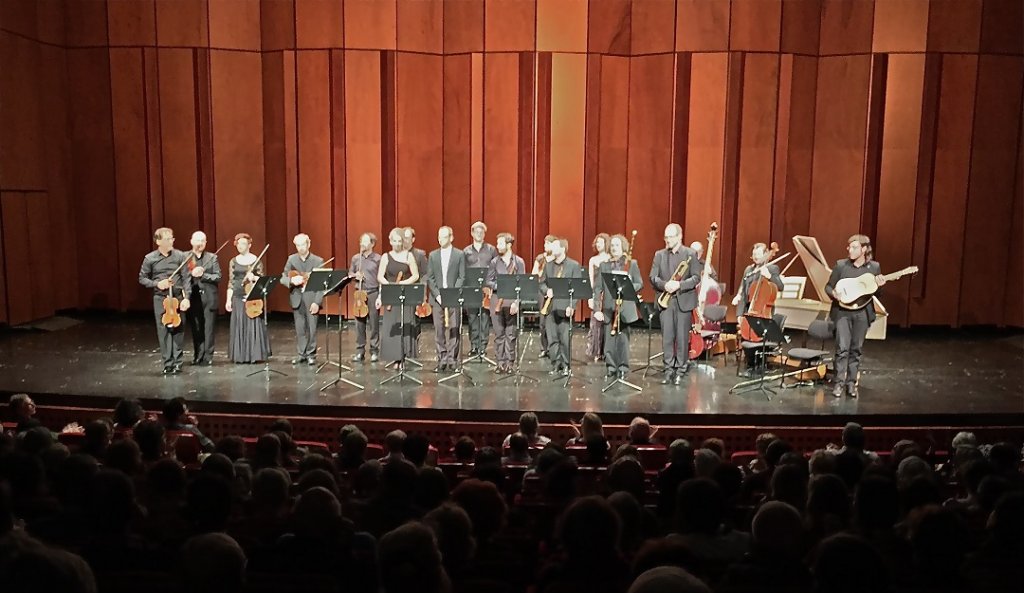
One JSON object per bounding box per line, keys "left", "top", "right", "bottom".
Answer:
{"left": 703, "top": 304, "right": 727, "bottom": 323}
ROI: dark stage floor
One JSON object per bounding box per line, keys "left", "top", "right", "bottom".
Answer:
{"left": 1, "top": 313, "right": 1022, "bottom": 423}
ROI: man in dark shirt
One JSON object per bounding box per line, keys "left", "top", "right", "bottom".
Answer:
{"left": 349, "top": 232, "right": 382, "bottom": 363}
{"left": 824, "top": 234, "right": 886, "bottom": 399}
{"left": 732, "top": 242, "right": 785, "bottom": 377}
{"left": 464, "top": 221, "right": 498, "bottom": 357}
{"left": 540, "top": 238, "right": 583, "bottom": 375}
{"left": 649, "top": 223, "right": 700, "bottom": 385}
{"left": 139, "top": 227, "right": 193, "bottom": 374}
{"left": 186, "top": 231, "right": 222, "bottom": 366}
{"left": 280, "top": 233, "right": 326, "bottom": 366}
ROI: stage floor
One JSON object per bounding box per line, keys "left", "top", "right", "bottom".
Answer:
{"left": 1, "top": 313, "right": 1021, "bottom": 423}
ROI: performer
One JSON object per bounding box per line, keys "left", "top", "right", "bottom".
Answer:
{"left": 532, "top": 234, "right": 558, "bottom": 359}
{"left": 139, "top": 227, "right": 192, "bottom": 374}
{"left": 464, "top": 221, "right": 498, "bottom": 357}
{"left": 403, "top": 226, "right": 429, "bottom": 357}
{"left": 592, "top": 234, "right": 643, "bottom": 379}
{"left": 824, "top": 234, "right": 885, "bottom": 399}
{"left": 425, "top": 226, "right": 466, "bottom": 372}
{"left": 540, "top": 238, "right": 583, "bottom": 376}
{"left": 185, "top": 231, "right": 221, "bottom": 366}
{"left": 226, "top": 233, "right": 271, "bottom": 364}
{"left": 586, "top": 233, "right": 611, "bottom": 362}
{"left": 690, "top": 241, "right": 718, "bottom": 281}
{"left": 486, "top": 232, "right": 526, "bottom": 374}
{"left": 649, "top": 223, "right": 700, "bottom": 385}
{"left": 349, "top": 232, "right": 381, "bottom": 363}
{"left": 378, "top": 227, "right": 421, "bottom": 367}
{"left": 731, "top": 242, "right": 785, "bottom": 377}
{"left": 280, "top": 233, "right": 326, "bottom": 366}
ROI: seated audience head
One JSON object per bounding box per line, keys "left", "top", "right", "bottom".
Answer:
{"left": 607, "top": 456, "right": 646, "bottom": 500}
{"left": 214, "top": 435, "right": 246, "bottom": 462}
{"left": 808, "top": 449, "right": 837, "bottom": 476}
{"left": 812, "top": 533, "right": 888, "bottom": 593}
{"left": 628, "top": 417, "right": 653, "bottom": 444}
{"left": 755, "top": 432, "right": 778, "bottom": 459}
{"left": 693, "top": 448, "right": 721, "bottom": 478}
{"left": 674, "top": 478, "right": 724, "bottom": 535}
{"left": 378, "top": 522, "right": 450, "bottom": 593}
{"left": 146, "top": 458, "right": 186, "bottom": 501}
{"left": 770, "top": 462, "right": 809, "bottom": 509}
{"left": 951, "top": 431, "right": 977, "bottom": 449}
{"left": 507, "top": 433, "right": 530, "bottom": 461}
{"left": 451, "top": 478, "right": 508, "bottom": 542}
{"left": 628, "top": 566, "right": 710, "bottom": 593}
{"left": 251, "top": 467, "right": 290, "bottom": 512}
{"left": 268, "top": 418, "right": 292, "bottom": 435}
{"left": 385, "top": 429, "right": 407, "bottom": 456}
{"left": 854, "top": 474, "right": 899, "bottom": 532}
{"left": 180, "top": 532, "right": 247, "bottom": 593}
{"left": 453, "top": 436, "right": 475, "bottom": 463}
{"left": 251, "top": 433, "right": 282, "bottom": 470}
{"left": 187, "top": 473, "right": 234, "bottom": 532}
{"left": 841, "top": 422, "right": 866, "bottom": 450}
{"left": 89, "top": 468, "right": 137, "bottom": 534}
{"left": 580, "top": 411, "right": 604, "bottom": 439}
{"left": 82, "top": 418, "right": 113, "bottom": 458}
{"left": 8, "top": 393, "right": 36, "bottom": 421}
{"left": 132, "top": 419, "right": 166, "bottom": 461}
{"left": 700, "top": 437, "right": 725, "bottom": 459}
{"left": 104, "top": 438, "right": 143, "bottom": 476}
{"left": 423, "top": 503, "right": 476, "bottom": 576}
{"left": 292, "top": 486, "right": 342, "bottom": 539}
{"left": 584, "top": 435, "right": 610, "bottom": 466}
{"left": 161, "top": 396, "right": 189, "bottom": 425}
{"left": 751, "top": 501, "right": 804, "bottom": 558}
{"left": 112, "top": 397, "right": 144, "bottom": 430}
{"left": 765, "top": 439, "right": 793, "bottom": 470}
{"left": 341, "top": 429, "right": 369, "bottom": 461}
{"left": 201, "top": 452, "right": 236, "bottom": 483}
{"left": 415, "top": 466, "right": 451, "bottom": 511}
{"left": 296, "top": 468, "right": 338, "bottom": 497}
{"left": 556, "top": 495, "right": 622, "bottom": 563}
{"left": 988, "top": 441, "right": 1022, "bottom": 475}
{"left": 668, "top": 438, "right": 694, "bottom": 466}
{"left": 518, "top": 411, "right": 541, "bottom": 440}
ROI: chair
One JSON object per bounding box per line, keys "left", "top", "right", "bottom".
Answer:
{"left": 57, "top": 431, "right": 86, "bottom": 451}
{"left": 635, "top": 446, "right": 669, "bottom": 471}
{"left": 737, "top": 313, "right": 787, "bottom": 376}
{"left": 697, "top": 304, "right": 727, "bottom": 363}
{"left": 167, "top": 430, "right": 202, "bottom": 464}
{"left": 781, "top": 319, "right": 833, "bottom": 388}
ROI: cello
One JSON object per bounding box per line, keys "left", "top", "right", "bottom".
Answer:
{"left": 689, "top": 223, "right": 718, "bottom": 358}
{"left": 737, "top": 242, "right": 781, "bottom": 342}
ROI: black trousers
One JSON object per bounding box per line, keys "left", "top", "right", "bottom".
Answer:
{"left": 491, "top": 307, "right": 518, "bottom": 367}
{"left": 152, "top": 295, "right": 186, "bottom": 368}
{"left": 292, "top": 292, "right": 319, "bottom": 359}
{"left": 186, "top": 290, "right": 216, "bottom": 363}
{"left": 432, "top": 304, "right": 462, "bottom": 365}
{"left": 354, "top": 290, "right": 380, "bottom": 355}
{"left": 603, "top": 322, "right": 631, "bottom": 372}
{"left": 545, "top": 310, "right": 572, "bottom": 369}
{"left": 834, "top": 308, "right": 869, "bottom": 387}
{"left": 467, "top": 307, "right": 491, "bottom": 353}
{"left": 659, "top": 306, "right": 693, "bottom": 371}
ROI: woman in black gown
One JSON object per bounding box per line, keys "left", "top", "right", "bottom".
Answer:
{"left": 376, "top": 227, "right": 420, "bottom": 367}
{"left": 226, "top": 233, "right": 272, "bottom": 363}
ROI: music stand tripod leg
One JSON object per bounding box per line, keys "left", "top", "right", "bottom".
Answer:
{"left": 322, "top": 291, "right": 363, "bottom": 392}
{"left": 247, "top": 289, "right": 287, "bottom": 379}
{"left": 440, "top": 303, "right": 476, "bottom": 386}
{"left": 380, "top": 297, "right": 422, "bottom": 386}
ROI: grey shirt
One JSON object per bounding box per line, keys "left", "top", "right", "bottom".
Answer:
{"left": 139, "top": 249, "right": 193, "bottom": 298}
{"left": 280, "top": 252, "right": 326, "bottom": 308}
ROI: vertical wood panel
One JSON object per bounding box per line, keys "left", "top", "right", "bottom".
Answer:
{"left": 262, "top": 51, "right": 291, "bottom": 310}
{"left": 781, "top": 0, "right": 820, "bottom": 55}
{"left": 516, "top": 52, "right": 536, "bottom": 251}
{"left": 872, "top": 0, "right": 928, "bottom": 53}
{"left": 927, "top": 0, "right": 981, "bottom": 53}
{"left": 197, "top": 50, "right": 216, "bottom": 234}
{"left": 548, "top": 53, "right": 587, "bottom": 263}
{"left": 397, "top": 0, "right": 441, "bottom": 53}
{"left": 485, "top": 0, "right": 536, "bottom": 51}
{"left": 809, "top": 55, "right": 871, "bottom": 261}
{"left": 1, "top": 194, "right": 32, "bottom": 324}
{"left": 1004, "top": 118, "right": 1024, "bottom": 327}
{"left": 626, "top": 54, "right": 674, "bottom": 276}
{"left": 155, "top": 0, "right": 209, "bottom": 47}
{"left": 296, "top": 51, "right": 333, "bottom": 257}
{"left": 730, "top": 0, "right": 781, "bottom": 52}
{"left": 396, "top": 53, "right": 443, "bottom": 235}
{"left": 157, "top": 49, "right": 201, "bottom": 236}
{"left": 110, "top": 48, "right": 155, "bottom": 311}
{"left": 261, "top": 0, "right": 296, "bottom": 50}
{"left": 676, "top": 0, "right": 730, "bottom": 51}
{"left": 295, "top": 0, "right": 344, "bottom": 48}
{"left": 26, "top": 194, "right": 55, "bottom": 320}
{"left": 344, "top": 0, "right": 396, "bottom": 50}
{"left": 470, "top": 53, "right": 484, "bottom": 228}
{"left": 209, "top": 0, "right": 262, "bottom": 50}
{"left": 875, "top": 55, "right": 925, "bottom": 326}
{"left": 537, "top": 0, "right": 588, "bottom": 53}
{"left": 533, "top": 53, "right": 552, "bottom": 250}
{"left": 107, "top": 0, "right": 157, "bottom": 47}
{"left": 66, "top": 0, "right": 108, "bottom": 47}
{"left": 631, "top": 0, "right": 675, "bottom": 55}
{"left": 735, "top": 54, "right": 779, "bottom": 269}
{"left": 684, "top": 53, "right": 727, "bottom": 248}
{"left": 819, "top": 0, "right": 874, "bottom": 56}
{"left": 443, "top": 0, "right": 483, "bottom": 53}
{"left": 329, "top": 49, "right": 348, "bottom": 300}
{"left": 980, "top": 0, "right": 1024, "bottom": 55}
{"left": 483, "top": 53, "right": 520, "bottom": 236}
{"left": 0, "top": 32, "right": 45, "bottom": 190}
{"left": 959, "top": 55, "right": 1024, "bottom": 325}
{"left": 774, "top": 55, "right": 817, "bottom": 258}
{"left": 595, "top": 56, "right": 629, "bottom": 237}
{"left": 344, "top": 50, "right": 384, "bottom": 251}
{"left": 670, "top": 53, "right": 691, "bottom": 222}
{"left": 582, "top": 55, "right": 602, "bottom": 249}
{"left": 442, "top": 54, "right": 473, "bottom": 241}
{"left": 0, "top": 197, "right": 6, "bottom": 323}
{"left": 588, "top": 0, "right": 630, "bottom": 55}
{"left": 144, "top": 49, "right": 165, "bottom": 230}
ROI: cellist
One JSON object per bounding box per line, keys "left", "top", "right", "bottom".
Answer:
{"left": 732, "top": 242, "right": 784, "bottom": 378}
{"left": 139, "top": 227, "right": 192, "bottom": 375}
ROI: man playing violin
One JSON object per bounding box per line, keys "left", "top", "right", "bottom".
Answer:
{"left": 186, "top": 231, "right": 222, "bottom": 366}
{"left": 280, "top": 233, "right": 326, "bottom": 366}
{"left": 732, "top": 242, "right": 784, "bottom": 378}
{"left": 824, "top": 234, "right": 886, "bottom": 399}
{"left": 139, "top": 227, "right": 192, "bottom": 374}
{"left": 349, "top": 232, "right": 381, "bottom": 363}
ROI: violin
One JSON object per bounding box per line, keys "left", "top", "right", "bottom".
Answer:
{"left": 288, "top": 257, "right": 336, "bottom": 289}
{"left": 244, "top": 244, "right": 271, "bottom": 319}
{"left": 415, "top": 283, "right": 432, "bottom": 318}
{"left": 738, "top": 241, "right": 780, "bottom": 342}
{"left": 352, "top": 259, "right": 370, "bottom": 318}
{"left": 161, "top": 252, "right": 195, "bottom": 328}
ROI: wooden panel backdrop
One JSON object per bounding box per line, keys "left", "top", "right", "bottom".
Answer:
{"left": 0, "top": 0, "right": 1021, "bottom": 328}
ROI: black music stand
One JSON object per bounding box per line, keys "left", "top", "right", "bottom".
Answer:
{"left": 464, "top": 267, "right": 496, "bottom": 366}
{"left": 729, "top": 315, "right": 786, "bottom": 398}
{"left": 380, "top": 283, "right": 424, "bottom": 386}
{"left": 546, "top": 276, "right": 591, "bottom": 388}
{"left": 600, "top": 272, "right": 642, "bottom": 393}
{"left": 438, "top": 286, "right": 482, "bottom": 386}
{"left": 316, "top": 272, "right": 365, "bottom": 393}
{"left": 633, "top": 301, "right": 663, "bottom": 378}
{"left": 305, "top": 269, "right": 348, "bottom": 374}
{"left": 244, "top": 275, "right": 286, "bottom": 380}
{"left": 496, "top": 274, "right": 539, "bottom": 384}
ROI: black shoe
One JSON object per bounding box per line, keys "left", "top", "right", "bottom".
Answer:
{"left": 306, "top": 357, "right": 317, "bottom": 366}
{"left": 560, "top": 367, "right": 570, "bottom": 377}
{"left": 201, "top": 359, "right": 213, "bottom": 366}
{"left": 618, "top": 370, "right": 627, "bottom": 380}
{"left": 351, "top": 352, "right": 365, "bottom": 362}
{"left": 538, "top": 351, "right": 549, "bottom": 359}
{"left": 370, "top": 353, "right": 379, "bottom": 362}
{"left": 739, "top": 368, "right": 754, "bottom": 378}
{"left": 162, "top": 366, "right": 173, "bottom": 375}
{"left": 831, "top": 384, "right": 844, "bottom": 398}
{"left": 291, "top": 357, "right": 306, "bottom": 365}
{"left": 847, "top": 385, "right": 859, "bottom": 398}
{"left": 434, "top": 364, "right": 444, "bottom": 373}
{"left": 661, "top": 372, "right": 673, "bottom": 384}
{"left": 192, "top": 356, "right": 201, "bottom": 365}
{"left": 606, "top": 368, "right": 617, "bottom": 378}
{"left": 172, "top": 364, "right": 182, "bottom": 374}
{"left": 673, "top": 373, "right": 682, "bottom": 385}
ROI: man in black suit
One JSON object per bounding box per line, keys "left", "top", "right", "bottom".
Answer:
{"left": 649, "top": 223, "right": 700, "bottom": 385}
{"left": 426, "top": 226, "right": 466, "bottom": 372}
{"left": 824, "top": 234, "right": 885, "bottom": 399}
{"left": 186, "top": 231, "right": 221, "bottom": 365}
{"left": 280, "top": 233, "right": 326, "bottom": 366}
{"left": 540, "top": 238, "right": 583, "bottom": 376}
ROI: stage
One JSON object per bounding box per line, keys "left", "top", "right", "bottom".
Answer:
{"left": 1, "top": 312, "right": 1021, "bottom": 427}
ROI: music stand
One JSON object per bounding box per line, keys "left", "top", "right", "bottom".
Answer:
{"left": 462, "top": 267, "right": 496, "bottom": 366}
{"left": 380, "top": 283, "right": 424, "bottom": 386}
{"left": 730, "top": 315, "right": 786, "bottom": 398}
{"left": 599, "top": 272, "right": 642, "bottom": 393}
{"left": 244, "top": 275, "right": 286, "bottom": 380}
{"left": 547, "top": 276, "right": 591, "bottom": 388}
{"left": 633, "top": 301, "right": 663, "bottom": 378}
{"left": 316, "top": 272, "right": 364, "bottom": 393}
{"left": 305, "top": 269, "right": 349, "bottom": 374}
{"left": 496, "top": 274, "right": 539, "bottom": 384}
{"left": 438, "top": 286, "right": 482, "bottom": 386}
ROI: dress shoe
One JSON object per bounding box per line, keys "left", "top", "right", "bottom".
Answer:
{"left": 351, "top": 352, "right": 365, "bottom": 363}
{"left": 831, "top": 383, "right": 844, "bottom": 398}
{"left": 192, "top": 356, "right": 201, "bottom": 365}
{"left": 370, "top": 353, "right": 379, "bottom": 362}
{"left": 560, "top": 367, "right": 570, "bottom": 377}
{"left": 618, "top": 370, "right": 627, "bottom": 380}
{"left": 291, "top": 357, "right": 306, "bottom": 365}
{"left": 202, "top": 359, "right": 213, "bottom": 366}
{"left": 661, "top": 372, "right": 674, "bottom": 385}
{"left": 739, "top": 368, "right": 754, "bottom": 379}
{"left": 538, "top": 351, "right": 549, "bottom": 359}
{"left": 434, "top": 364, "right": 444, "bottom": 373}
{"left": 606, "top": 368, "right": 617, "bottom": 378}
{"left": 673, "top": 373, "right": 682, "bottom": 385}
{"left": 162, "top": 366, "right": 173, "bottom": 375}
{"left": 306, "top": 357, "right": 317, "bottom": 366}
{"left": 847, "top": 384, "right": 859, "bottom": 398}
{"left": 171, "top": 364, "right": 182, "bottom": 374}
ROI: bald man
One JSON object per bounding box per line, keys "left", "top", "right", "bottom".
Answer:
{"left": 186, "top": 231, "right": 222, "bottom": 365}
{"left": 280, "top": 233, "right": 326, "bottom": 365}
{"left": 650, "top": 223, "right": 700, "bottom": 385}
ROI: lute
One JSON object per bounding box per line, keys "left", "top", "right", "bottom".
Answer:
{"left": 834, "top": 266, "right": 919, "bottom": 310}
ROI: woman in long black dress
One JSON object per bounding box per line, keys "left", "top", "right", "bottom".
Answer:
{"left": 376, "top": 227, "right": 420, "bottom": 367}
{"left": 226, "top": 233, "right": 272, "bottom": 363}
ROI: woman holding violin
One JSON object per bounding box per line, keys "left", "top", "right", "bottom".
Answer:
{"left": 139, "top": 227, "right": 193, "bottom": 375}
{"left": 226, "top": 232, "right": 272, "bottom": 363}
{"left": 377, "top": 227, "right": 421, "bottom": 368}
{"left": 732, "top": 242, "right": 785, "bottom": 378}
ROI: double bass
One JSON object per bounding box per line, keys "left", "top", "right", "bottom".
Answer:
{"left": 737, "top": 242, "right": 781, "bottom": 342}
{"left": 689, "top": 223, "right": 718, "bottom": 358}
